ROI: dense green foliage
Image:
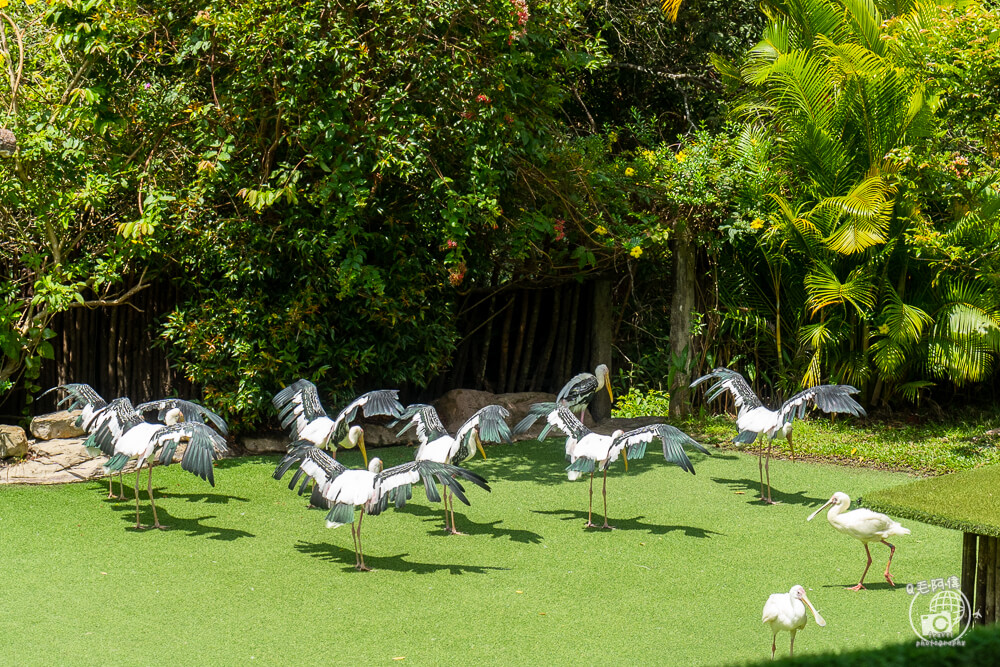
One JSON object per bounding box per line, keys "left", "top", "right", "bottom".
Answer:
{"left": 1, "top": 0, "right": 999, "bottom": 426}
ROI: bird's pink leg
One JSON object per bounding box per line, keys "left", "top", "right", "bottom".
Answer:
{"left": 585, "top": 470, "right": 597, "bottom": 528}
{"left": 108, "top": 474, "right": 115, "bottom": 499}
{"left": 787, "top": 432, "right": 795, "bottom": 463}
{"left": 447, "top": 488, "right": 467, "bottom": 536}
{"left": 771, "top": 632, "right": 776, "bottom": 660}
{"left": 134, "top": 467, "right": 145, "bottom": 529}
{"left": 789, "top": 629, "right": 796, "bottom": 657}
{"left": 763, "top": 441, "right": 776, "bottom": 505}
{"left": 758, "top": 442, "right": 766, "bottom": 501}
{"left": 350, "top": 521, "right": 360, "bottom": 568}
{"left": 117, "top": 472, "right": 127, "bottom": 501}
{"left": 148, "top": 463, "right": 168, "bottom": 530}
{"left": 882, "top": 539, "right": 897, "bottom": 586}
{"left": 847, "top": 543, "right": 873, "bottom": 590}
{"left": 601, "top": 466, "right": 615, "bottom": 530}
{"left": 356, "top": 509, "right": 371, "bottom": 571}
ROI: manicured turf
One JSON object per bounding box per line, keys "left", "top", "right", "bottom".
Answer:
{"left": 863, "top": 465, "right": 1000, "bottom": 538}
{"left": 0, "top": 441, "right": 961, "bottom": 665}
{"left": 687, "top": 413, "right": 1000, "bottom": 474}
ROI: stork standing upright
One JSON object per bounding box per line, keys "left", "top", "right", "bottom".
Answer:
{"left": 690, "top": 368, "right": 866, "bottom": 504}
{"left": 762, "top": 585, "right": 826, "bottom": 659}
{"left": 543, "top": 405, "right": 709, "bottom": 529}
{"left": 274, "top": 444, "right": 491, "bottom": 571}
{"left": 808, "top": 492, "right": 910, "bottom": 590}
{"left": 272, "top": 380, "right": 405, "bottom": 466}
{"left": 512, "top": 364, "right": 613, "bottom": 439}
{"left": 83, "top": 397, "right": 229, "bottom": 529}
{"left": 393, "top": 403, "right": 511, "bottom": 534}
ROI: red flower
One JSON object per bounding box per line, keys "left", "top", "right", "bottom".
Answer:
{"left": 446, "top": 239, "right": 458, "bottom": 248}
{"left": 476, "top": 94, "right": 491, "bottom": 104}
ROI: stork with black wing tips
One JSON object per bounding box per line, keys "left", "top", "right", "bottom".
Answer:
{"left": 274, "top": 445, "right": 491, "bottom": 571}
{"left": 393, "top": 403, "right": 511, "bottom": 534}
{"left": 543, "top": 405, "right": 709, "bottom": 530}
{"left": 512, "top": 364, "right": 613, "bottom": 440}
{"left": 272, "top": 379, "right": 405, "bottom": 466}
{"left": 690, "top": 367, "right": 867, "bottom": 504}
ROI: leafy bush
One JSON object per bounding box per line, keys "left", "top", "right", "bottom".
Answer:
{"left": 611, "top": 387, "right": 672, "bottom": 418}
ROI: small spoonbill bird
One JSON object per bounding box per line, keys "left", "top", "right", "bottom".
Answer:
{"left": 690, "top": 368, "right": 866, "bottom": 504}
{"left": 543, "top": 405, "right": 708, "bottom": 529}
{"left": 762, "top": 585, "right": 826, "bottom": 659}
{"left": 86, "top": 397, "right": 229, "bottom": 529}
{"left": 808, "top": 492, "right": 910, "bottom": 590}
{"left": 272, "top": 380, "right": 405, "bottom": 465}
{"left": 512, "top": 364, "right": 613, "bottom": 438}
{"left": 393, "top": 403, "right": 511, "bottom": 534}
{"left": 274, "top": 444, "right": 491, "bottom": 571}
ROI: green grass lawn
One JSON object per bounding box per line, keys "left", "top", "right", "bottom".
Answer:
{"left": 0, "top": 440, "right": 963, "bottom": 665}
{"left": 685, "top": 413, "right": 1000, "bottom": 474}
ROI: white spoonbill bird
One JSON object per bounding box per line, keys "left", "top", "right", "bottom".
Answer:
{"left": 762, "top": 585, "right": 826, "bottom": 659}
{"left": 544, "top": 405, "right": 708, "bottom": 529}
{"left": 690, "top": 368, "right": 866, "bottom": 504}
{"left": 808, "top": 492, "right": 910, "bottom": 590}
{"left": 87, "top": 397, "right": 229, "bottom": 529}
{"left": 393, "top": 403, "right": 511, "bottom": 534}
{"left": 512, "top": 364, "right": 613, "bottom": 439}
{"left": 272, "top": 379, "right": 405, "bottom": 465}
{"left": 274, "top": 444, "right": 491, "bottom": 571}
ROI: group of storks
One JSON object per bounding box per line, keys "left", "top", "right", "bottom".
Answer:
{"left": 39, "top": 366, "right": 920, "bottom": 659}
{"left": 41, "top": 366, "right": 870, "bottom": 575}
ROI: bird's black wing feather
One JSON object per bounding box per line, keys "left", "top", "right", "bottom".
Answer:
{"left": 272, "top": 442, "right": 347, "bottom": 494}
{"left": 778, "top": 385, "right": 867, "bottom": 424}
{"left": 135, "top": 398, "right": 230, "bottom": 435}
{"left": 272, "top": 379, "right": 328, "bottom": 438}
{"left": 331, "top": 389, "right": 404, "bottom": 443}
{"left": 556, "top": 372, "right": 598, "bottom": 406}
{"left": 90, "top": 398, "right": 144, "bottom": 457}
{"left": 690, "top": 368, "right": 764, "bottom": 413}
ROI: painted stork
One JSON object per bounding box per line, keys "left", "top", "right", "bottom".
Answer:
{"left": 512, "top": 364, "right": 613, "bottom": 439}
{"left": 393, "top": 403, "right": 511, "bottom": 534}
{"left": 86, "top": 397, "right": 228, "bottom": 529}
{"left": 274, "top": 444, "right": 491, "bottom": 571}
{"left": 543, "top": 404, "right": 709, "bottom": 529}
{"left": 762, "top": 585, "right": 826, "bottom": 659}
{"left": 272, "top": 379, "right": 405, "bottom": 466}
{"left": 41, "top": 384, "right": 230, "bottom": 500}
{"left": 808, "top": 492, "right": 910, "bottom": 590}
{"left": 690, "top": 368, "right": 866, "bottom": 504}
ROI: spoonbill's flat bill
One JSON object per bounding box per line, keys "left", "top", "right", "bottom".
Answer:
{"left": 762, "top": 585, "right": 825, "bottom": 659}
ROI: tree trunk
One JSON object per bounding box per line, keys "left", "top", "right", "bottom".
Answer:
{"left": 669, "top": 221, "right": 697, "bottom": 419}
{"left": 589, "top": 279, "right": 613, "bottom": 421}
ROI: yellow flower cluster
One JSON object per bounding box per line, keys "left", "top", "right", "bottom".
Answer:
{"left": 630, "top": 246, "right": 643, "bottom": 258}
{"left": 750, "top": 218, "right": 765, "bottom": 230}
{"left": 624, "top": 167, "right": 636, "bottom": 177}
{"left": 595, "top": 225, "right": 609, "bottom": 236}
{"left": 675, "top": 151, "right": 687, "bottom": 163}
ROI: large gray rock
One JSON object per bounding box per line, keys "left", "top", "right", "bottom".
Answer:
{"left": 241, "top": 433, "right": 289, "bottom": 454}
{"left": 30, "top": 410, "right": 86, "bottom": 440}
{"left": 0, "top": 425, "right": 29, "bottom": 458}
{"left": 431, "top": 388, "right": 580, "bottom": 441}
{"left": 0, "top": 437, "right": 133, "bottom": 484}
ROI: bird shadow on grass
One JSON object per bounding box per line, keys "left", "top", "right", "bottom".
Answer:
{"left": 294, "top": 540, "right": 511, "bottom": 574}
{"left": 107, "top": 503, "right": 255, "bottom": 541}
{"left": 710, "top": 477, "right": 825, "bottom": 507}
{"left": 820, "top": 581, "right": 898, "bottom": 591}
{"left": 394, "top": 503, "right": 544, "bottom": 544}
{"left": 531, "top": 508, "right": 720, "bottom": 538}
{"left": 88, "top": 481, "right": 250, "bottom": 506}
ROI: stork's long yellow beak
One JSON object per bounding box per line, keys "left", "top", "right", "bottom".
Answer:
{"left": 606, "top": 383, "right": 614, "bottom": 403}
{"left": 359, "top": 433, "right": 368, "bottom": 467}
{"left": 475, "top": 432, "right": 487, "bottom": 460}
{"left": 621, "top": 448, "right": 628, "bottom": 472}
